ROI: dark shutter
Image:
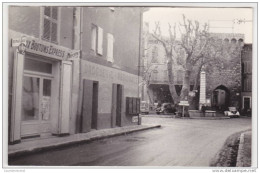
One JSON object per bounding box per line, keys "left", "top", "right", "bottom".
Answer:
{"left": 129, "top": 98, "right": 133, "bottom": 114}
{"left": 136, "top": 98, "right": 140, "bottom": 113}
{"left": 132, "top": 98, "right": 137, "bottom": 114}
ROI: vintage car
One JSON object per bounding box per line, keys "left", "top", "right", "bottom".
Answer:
{"left": 156, "top": 103, "right": 176, "bottom": 114}
{"left": 224, "top": 107, "right": 240, "bottom": 118}
{"left": 140, "top": 101, "right": 149, "bottom": 114}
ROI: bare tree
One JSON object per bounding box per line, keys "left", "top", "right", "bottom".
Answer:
{"left": 151, "top": 15, "right": 236, "bottom": 110}
{"left": 151, "top": 15, "right": 210, "bottom": 103}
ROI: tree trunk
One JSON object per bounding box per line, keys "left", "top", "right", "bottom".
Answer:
{"left": 189, "top": 63, "right": 203, "bottom": 110}
{"left": 180, "top": 63, "right": 192, "bottom": 116}
{"left": 146, "top": 86, "right": 153, "bottom": 104}
{"left": 180, "top": 69, "right": 191, "bottom": 100}
{"left": 166, "top": 53, "right": 180, "bottom": 103}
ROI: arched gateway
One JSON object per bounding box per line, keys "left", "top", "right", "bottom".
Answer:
{"left": 211, "top": 85, "right": 230, "bottom": 112}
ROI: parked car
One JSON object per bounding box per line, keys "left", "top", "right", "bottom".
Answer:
{"left": 224, "top": 107, "right": 240, "bottom": 118}
{"left": 140, "top": 101, "right": 149, "bottom": 114}
{"left": 156, "top": 103, "right": 176, "bottom": 114}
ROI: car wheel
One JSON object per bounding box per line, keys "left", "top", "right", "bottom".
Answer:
{"left": 156, "top": 112, "right": 160, "bottom": 115}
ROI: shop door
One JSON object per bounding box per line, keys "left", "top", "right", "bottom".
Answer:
{"left": 21, "top": 56, "right": 55, "bottom": 138}
{"left": 21, "top": 75, "right": 53, "bottom": 138}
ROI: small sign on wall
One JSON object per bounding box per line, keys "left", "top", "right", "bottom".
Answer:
{"left": 132, "top": 116, "right": 138, "bottom": 123}
{"left": 11, "top": 36, "right": 27, "bottom": 47}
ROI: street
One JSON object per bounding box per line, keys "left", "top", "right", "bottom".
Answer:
{"left": 9, "top": 115, "right": 251, "bottom": 166}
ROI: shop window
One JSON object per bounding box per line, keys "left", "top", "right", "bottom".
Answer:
{"left": 42, "top": 6, "right": 58, "bottom": 43}
{"left": 22, "top": 76, "right": 40, "bottom": 121}
{"left": 107, "top": 33, "right": 114, "bottom": 62}
{"left": 91, "top": 24, "right": 103, "bottom": 55}
{"left": 24, "top": 58, "right": 52, "bottom": 74}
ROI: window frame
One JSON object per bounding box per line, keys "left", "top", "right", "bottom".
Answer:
{"left": 91, "top": 24, "right": 98, "bottom": 52}
{"left": 91, "top": 24, "right": 103, "bottom": 56}
{"left": 41, "top": 6, "right": 60, "bottom": 44}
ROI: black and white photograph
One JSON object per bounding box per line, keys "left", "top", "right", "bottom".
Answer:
{"left": 2, "top": 2, "right": 257, "bottom": 171}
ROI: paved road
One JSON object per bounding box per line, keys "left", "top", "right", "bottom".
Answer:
{"left": 9, "top": 116, "right": 251, "bottom": 166}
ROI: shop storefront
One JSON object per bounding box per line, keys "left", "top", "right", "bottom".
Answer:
{"left": 9, "top": 36, "right": 74, "bottom": 143}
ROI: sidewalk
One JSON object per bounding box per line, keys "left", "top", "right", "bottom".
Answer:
{"left": 236, "top": 131, "right": 252, "bottom": 167}
{"left": 8, "top": 124, "right": 161, "bottom": 158}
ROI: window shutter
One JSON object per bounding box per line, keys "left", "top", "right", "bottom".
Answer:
{"left": 60, "top": 61, "right": 72, "bottom": 134}
{"left": 43, "top": 18, "right": 51, "bottom": 40}
{"left": 97, "top": 27, "right": 103, "bottom": 55}
{"left": 107, "top": 33, "right": 114, "bottom": 62}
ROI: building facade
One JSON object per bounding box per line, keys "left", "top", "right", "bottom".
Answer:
{"left": 241, "top": 44, "right": 252, "bottom": 115}
{"left": 8, "top": 6, "right": 142, "bottom": 144}
{"left": 205, "top": 33, "right": 244, "bottom": 112}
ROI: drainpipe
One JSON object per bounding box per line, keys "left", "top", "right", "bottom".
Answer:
{"left": 138, "top": 7, "right": 144, "bottom": 125}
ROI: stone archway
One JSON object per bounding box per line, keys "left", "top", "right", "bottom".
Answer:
{"left": 212, "top": 85, "right": 230, "bottom": 112}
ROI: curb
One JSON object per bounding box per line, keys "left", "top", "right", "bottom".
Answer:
{"left": 236, "top": 132, "right": 245, "bottom": 167}
{"left": 8, "top": 125, "right": 161, "bottom": 158}
{"left": 189, "top": 117, "right": 230, "bottom": 120}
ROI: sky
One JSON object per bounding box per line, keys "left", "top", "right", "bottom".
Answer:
{"left": 143, "top": 7, "right": 253, "bottom": 43}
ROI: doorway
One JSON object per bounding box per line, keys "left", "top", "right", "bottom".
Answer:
{"left": 116, "top": 84, "right": 122, "bottom": 127}
{"left": 91, "top": 82, "right": 98, "bottom": 129}
{"left": 81, "top": 79, "right": 99, "bottom": 132}
{"left": 212, "top": 85, "right": 230, "bottom": 112}
{"left": 21, "top": 59, "right": 54, "bottom": 138}
{"left": 243, "top": 97, "right": 251, "bottom": 110}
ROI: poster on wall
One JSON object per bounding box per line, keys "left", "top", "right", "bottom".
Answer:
{"left": 41, "top": 96, "right": 50, "bottom": 120}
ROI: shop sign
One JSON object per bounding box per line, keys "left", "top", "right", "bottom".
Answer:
{"left": 68, "top": 50, "right": 80, "bottom": 61}
{"left": 11, "top": 36, "right": 27, "bottom": 47}
{"left": 12, "top": 37, "right": 71, "bottom": 60}
{"left": 24, "top": 39, "right": 68, "bottom": 59}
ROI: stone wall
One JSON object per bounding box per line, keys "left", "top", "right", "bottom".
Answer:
{"left": 206, "top": 34, "right": 243, "bottom": 108}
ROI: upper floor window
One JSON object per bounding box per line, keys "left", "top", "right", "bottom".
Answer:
{"left": 91, "top": 24, "right": 103, "bottom": 55}
{"left": 151, "top": 46, "right": 158, "bottom": 63}
{"left": 42, "top": 6, "right": 58, "bottom": 43}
